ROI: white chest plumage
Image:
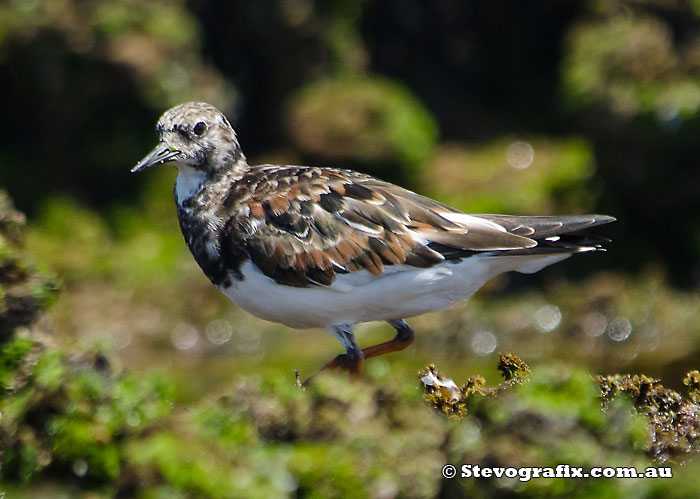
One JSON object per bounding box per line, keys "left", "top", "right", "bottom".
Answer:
{"left": 175, "top": 165, "right": 209, "bottom": 206}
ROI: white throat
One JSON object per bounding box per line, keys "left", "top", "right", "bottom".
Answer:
{"left": 175, "top": 165, "right": 209, "bottom": 205}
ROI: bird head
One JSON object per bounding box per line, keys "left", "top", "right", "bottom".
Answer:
{"left": 132, "top": 102, "right": 245, "bottom": 175}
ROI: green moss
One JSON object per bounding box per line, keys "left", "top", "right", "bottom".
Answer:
{"left": 27, "top": 193, "right": 186, "bottom": 291}
{"left": 4, "top": 332, "right": 700, "bottom": 497}
{"left": 49, "top": 416, "right": 121, "bottom": 479}
{"left": 1, "top": 338, "right": 177, "bottom": 484}
{"left": 0, "top": 336, "right": 36, "bottom": 390}
{"left": 128, "top": 432, "right": 246, "bottom": 498}
{"left": 562, "top": 12, "right": 700, "bottom": 121}
{"left": 33, "top": 350, "right": 66, "bottom": 391}
{"left": 417, "top": 359, "right": 688, "bottom": 497}
{"left": 0, "top": 192, "right": 57, "bottom": 340}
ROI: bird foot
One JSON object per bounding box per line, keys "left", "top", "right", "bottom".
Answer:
{"left": 300, "top": 352, "right": 364, "bottom": 387}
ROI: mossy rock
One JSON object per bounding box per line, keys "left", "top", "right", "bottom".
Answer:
{"left": 4, "top": 334, "right": 700, "bottom": 497}
{"left": 562, "top": 10, "right": 700, "bottom": 123}
{"left": 0, "top": 191, "right": 57, "bottom": 341}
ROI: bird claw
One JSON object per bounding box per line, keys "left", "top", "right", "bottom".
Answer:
{"left": 299, "top": 352, "right": 364, "bottom": 387}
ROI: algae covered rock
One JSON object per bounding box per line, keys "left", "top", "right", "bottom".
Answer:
{"left": 597, "top": 372, "right": 700, "bottom": 463}
{"left": 0, "top": 191, "right": 57, "bottom": 341}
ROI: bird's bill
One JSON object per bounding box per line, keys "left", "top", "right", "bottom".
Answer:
{"left": 131, "top": 143, "right": 181, "bottom": 172}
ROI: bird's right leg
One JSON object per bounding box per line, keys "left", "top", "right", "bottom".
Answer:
{"left": 359, "top": 319, "right": 415, "bottom": 360}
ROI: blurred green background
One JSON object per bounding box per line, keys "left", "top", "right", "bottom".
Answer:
{"left": 2, "top": 0, "right": 700, "bottom": 497}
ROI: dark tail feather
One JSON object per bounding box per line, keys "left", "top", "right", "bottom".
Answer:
{"left": 430, "top": 214, "right": 615, "bottom": 259}
{"left": 474, "top": 214, "right": 616, "bottom": 239}
{"left": 498, "top": 233, "right": 611, "bottom": 256}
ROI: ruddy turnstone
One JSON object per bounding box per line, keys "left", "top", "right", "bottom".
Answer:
{"left": 133, "top": 102, "right": 614, "bottom": 376}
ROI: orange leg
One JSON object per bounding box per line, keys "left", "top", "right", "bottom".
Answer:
{"left": 360, "top": 319, "right": 415, "bottom": 360}
{"left": 304, "top": 320, "right": 415, "bottom": 385}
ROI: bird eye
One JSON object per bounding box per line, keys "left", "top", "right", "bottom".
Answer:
{"left": 193, "top": 122, "right": 208, "bottom": 136}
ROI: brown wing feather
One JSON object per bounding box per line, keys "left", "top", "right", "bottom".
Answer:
{"left": 220, "top": 166, "right": 542, "bottom": 287}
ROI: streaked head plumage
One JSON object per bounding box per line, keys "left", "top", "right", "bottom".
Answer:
{"left": 133, "top": 102, "right": 245, "bottom": 174}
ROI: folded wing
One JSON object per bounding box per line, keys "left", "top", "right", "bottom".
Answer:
{"left": 220, "top": 166, "right": 614, "bottom": 287}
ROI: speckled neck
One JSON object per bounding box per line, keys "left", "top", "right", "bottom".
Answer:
{"left": 176, "top": 165, "right": 250, "bottom": 288}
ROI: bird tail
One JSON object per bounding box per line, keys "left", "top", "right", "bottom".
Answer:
{"left": 471, "top": 214, "right": 615, "bottom": 273}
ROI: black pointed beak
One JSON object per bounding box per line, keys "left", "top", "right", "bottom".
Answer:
{"left": 131, "top": 143, "right": 181, "bottom": 173}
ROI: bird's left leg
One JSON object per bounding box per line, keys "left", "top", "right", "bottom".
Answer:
{"left": 319, "top": 320, "right": 414, "bottom": 373}
{"left": 303, "top": 321, "right": 416, "bottom": 385}
{"left": 318, "top": 324, "right": 365, "bottom": 377}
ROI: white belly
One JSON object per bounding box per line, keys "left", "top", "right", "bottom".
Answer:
{"left": 218, "top": 253, "right": 570, "bottom": 329}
